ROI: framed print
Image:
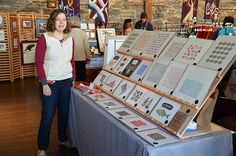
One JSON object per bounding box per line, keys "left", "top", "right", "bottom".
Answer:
{"left": 108, "top": 107, "right": 138, "bottom": 119}
{"left": 97, "top": 28, "right": 116, "bottom": 52}
{"left": 121, "top": 58, "right": 141, "bottom": 77}
{"left": 198, "top": 35, "right": 236, "bottom": 76}
{"left": 35, "top": 19, "right": 47, "bottom": 38}
{"left": 174, "top": 38, "right": 214, "bottom": 65}
{"left": 150, "top": 97, "right": 182, "bottom": 125}
{"left": 0, "top": 15, "right": 4, "bottom": 29}
{"left": 0, "top": 30, "right": 5, "bottom": 41}
{"left": 93, "top": 70, "right": 111, "bottom": 86}
{"left": 137, "top": 128, "right": 179, "bottom": 147}
{"left": 96, "top": 99, "right": 125, "bottom": 110}
{"left": 113, "top": 79, "right": 136, "bottom": 100}
{"left": 21, "top": 41, "right": 37, "bottom": 65}
{"left": 0, "top": 43, "right": 7, "bottom": 52}
{"left": 159, "top": 37, "right": 188, "bottom": 60}
{"left": 120, "top": 116, "right": 157, "bottom": 132}
{"left": 21, "top": 19, "right": 33, "bottom": 29}
{"left": 173, "top": 65, "right": 218, "bottom": 108}
{"left": 10, "top": 17, "right": 18, "bottom": 34}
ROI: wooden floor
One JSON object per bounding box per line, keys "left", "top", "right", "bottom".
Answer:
{"left": 0, "top": 78, "right": 79, "bottom": 156}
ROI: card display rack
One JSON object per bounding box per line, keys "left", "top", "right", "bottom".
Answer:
{"left": 92, "top": 30, "right": 235, "bottom": 138}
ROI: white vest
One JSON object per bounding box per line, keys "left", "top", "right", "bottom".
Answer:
{"left": 43, "top": 32, "right": 73, "bottom": 81}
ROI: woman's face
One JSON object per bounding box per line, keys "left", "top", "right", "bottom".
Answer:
{"left": 55, "top": 13, "right": 67, "bottom": 32}
{"left": 124, "top": 28, "right": 133, "bottom": 36}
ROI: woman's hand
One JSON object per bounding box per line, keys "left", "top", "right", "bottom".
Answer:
{"left": 43, "top": 85, "right": 51, "bottom": 96}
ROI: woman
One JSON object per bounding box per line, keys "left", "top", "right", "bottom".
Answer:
{"left": 35, "top": 9, "right": 75, "bottom": 156}
{"left": 122, "top": 22, "right": 134, "bottom": 36}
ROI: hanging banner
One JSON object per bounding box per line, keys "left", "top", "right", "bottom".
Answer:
{"left": 58, "top": 0, "right": 80, "bottom": 17}
{"left": 204, "top": 0, "right": 220, "bottom": 21}
{"left": 181, "top": 0, "right": 198, "bottom": 24}
{"left": 88, "top": 0, "right": 109, "bottom": 28}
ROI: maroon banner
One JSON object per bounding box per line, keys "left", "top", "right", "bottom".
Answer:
{"left": 181, "top": 0, "right": 198, "bottom": 24}
{"left": 204, "top": 0, "right": 220, "bottom": 21}
{"left": 58, "top": 0, "right": 80, "bottom": 17}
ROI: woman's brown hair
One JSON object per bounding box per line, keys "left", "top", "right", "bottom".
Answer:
{"left": 46, "top": 9, "right": 71, "bottom": 33}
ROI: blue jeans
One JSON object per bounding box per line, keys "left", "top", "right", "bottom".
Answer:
{"left": 38, "top": 78, "right": 72, "bottom": 150}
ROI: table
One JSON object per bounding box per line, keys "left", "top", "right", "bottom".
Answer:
{"left": 68, "top": 88, "right": 233, "bottom": 156}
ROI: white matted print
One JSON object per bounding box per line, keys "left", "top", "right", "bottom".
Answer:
{"left": 0, "top": 42, "right": 7, "bottom": 52}
{"left": 198, "top": 35, "right": 236, "bottom": 76}
{"left": 173, "top": 65, "right": 218, "bottom": 107}
{"left": 102, "top": 74, "right": 123, "bottom": 93}
{"left": 96, "top": 99, "right": 125, "bottom": 110}
{"left": 157, "top": 61, "right": 188, "bottom": 94}
{"left": 113, "top": 55, "right": 132, "bottom": 74}
{"left": 108, "top": 107, "right": 138, "bottom": 119}
{"left": 142, "top": 31, "right": 175, "bottom": 58}
{"left": 142, "top": 58, "right": 170, "bottom": 88}
{"left": 137, "top": 128, "right": 179, "bottom": 147}
{"left": 0, "top": 29, "right": 5, "bottom": 41}
{"left": 97, "top": 28, "right": 116, "bottom": 52}
{"left": 136, "top": 90, "right": 162, "bottom": 114}
{"left": 126, "top": 85, "right": 147, "bottom": 107}
{"left": 113, "top": 79, "right": 136, "bottom": 100}
{"left": 93, "top": 70, "right": 111, "bottom": 86}
{"left": 21, "top": 42, "right": 37, "bottom": 64}
{"left": 120, "top": 116, "right": 157, "bottom": 132}
{"left": 150, "top": 97, "right": 182, "bottom": 125}
{"left": 86, "top": 92, "right": 113, "bottom": 101}
{"left": 159, "top": 37, "right": 188, "bottom": 60}
{"left": 117, "top": 29, "right": 145, "bottom": 53}
{"left": 104, "top": 53, "right": 124, "bottom": 70}
{"left": 174, "top": 38, "right": 214, "bottom": 65}
{"left": 121, "top": 58, "right": 141, "bottom": 77}
{"left": 130, "top": 31, "right": 156, "bottom": 55}
{"left": 130, "top": 60, "right": 152, "bottom": 82}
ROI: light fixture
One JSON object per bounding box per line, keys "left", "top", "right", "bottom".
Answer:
{"left": 47, "top": 1, "right": 56, "bottom": 8}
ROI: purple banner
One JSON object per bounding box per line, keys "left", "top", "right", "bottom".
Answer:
{"left": 58, "top": 0, "right": 80, "bottom": 17}
{"left": 181, "top": 0, "right": 198, "bottom": 24}
{"left": 88, "top": 0, "right": 109, "bottom": 28}
{"left": 204, "top": 0, "right": 220, "bottom": 21}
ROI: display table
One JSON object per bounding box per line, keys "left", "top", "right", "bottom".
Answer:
{"left": 68, "top": 88, "right": 233, "bottom": 156}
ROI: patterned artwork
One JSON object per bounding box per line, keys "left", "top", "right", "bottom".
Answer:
{"left": 198, "top": 36, "right": 236, "bottom": 75}
{"left": 157, "top": 61, "right": 188, "bottom": 94}
{"left": 121, "top": 116, "right": 157, "bottom": 131}
{"left": 159, "top": 37, "right": 188, "bottom": 60}
{"left": 117, "top": 30, "right": 145, "bottom": 52}
{"left": 108, "top": 107, "right": 138, "bottom": 119}
{"left": 105, "top": 53, "right": 124, "bottom": 70}
{"left": 59, "top": 0, "right": 80, "bottom": 17}
{"left": 136, "top": 90, "right": 162, "bottom": 114}
{"left": 142, "top": 58, "right": 170, "bottom": 88}
{"left": 93, "top": 70, "right": 111, "bottom": 86}
{"left": 86, "top": 92, "right": 113, "bottom": 101}
{"left": 113, "top": 79, "right": 136, "bottom": 100}
{"left": 126, "top": 85, "right": 147, "bottom": 106}
{"left": 173, "top": 65, "right": 217, "bottom": 107}
{"left": 102, "top": 74, "right": 123, "bottom": 92}
{"left": 121, "top": 58, "right": 141, "bottom": 77}
{"left": 130, "top": 31, "right": 156, "bottom": 55}
{"left": 96, "top": 99, "right": 125, "bottom": 110}
{"left": 137, "top": 128, "right": 179, "bottom": 147}
{"left": 113, "top": 55, "right": 132, "bottom": 74}
{"left": 168, "top": 111, "right": 188, "bottom": 132}
{"left": 150, "top": 97, "right": 182, "bottom": 125}
{"left": 130, "top": 60, "right": 152, "bottom": 82}
{"left": 175, "top": 38, "right": 214, "bottom": 65}
{"left": 204, "top": 0, "right": 220, "bottom": 21}
{"left": 181, "top": 0, "right": 198, "bottom": 24}
{"left": 142, "top": 31, "right": 175, "bottom": 58}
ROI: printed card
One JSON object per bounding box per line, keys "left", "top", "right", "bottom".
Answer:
{"left": 113, "top": 79, "right": 136, "bottom": 100}
{"left": 93, "top": 70, "right": 111, "bottom": 86}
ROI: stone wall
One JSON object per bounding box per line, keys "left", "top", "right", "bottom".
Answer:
{"left": 0, "top": 0, "right": 235, "bottom": 33}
